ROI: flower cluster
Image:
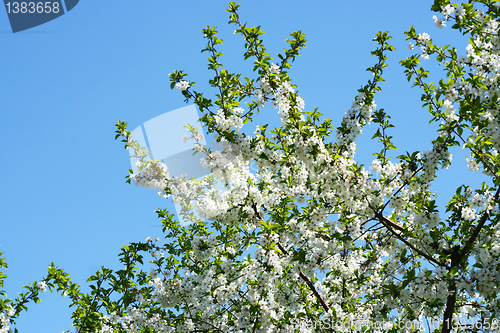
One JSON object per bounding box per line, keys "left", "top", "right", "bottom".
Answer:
{"left": 337, "top": 92, "right": 375, "bottom": 144}
{"left": 214, "top": 107, "right": 244, "bottom": 131}
{"left": 175, "top": 80, "right": 190, "bottom": 91}
{"left": 129, "top": 160, "right": 169, "bottom": 190}
{"left": 0, "top": 306, "right": 14, "bottom": 333}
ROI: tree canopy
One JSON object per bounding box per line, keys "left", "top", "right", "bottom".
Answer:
{"left": 3, "top": 1, "right": 500, "bottom": 332}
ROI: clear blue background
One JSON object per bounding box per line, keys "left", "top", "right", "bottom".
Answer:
{"left": 0, "top": 1, "right": 488, "bottom": 332}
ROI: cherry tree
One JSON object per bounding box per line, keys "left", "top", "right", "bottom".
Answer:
{"left": 2, "top": 1, "right": 500, "bottom": 332}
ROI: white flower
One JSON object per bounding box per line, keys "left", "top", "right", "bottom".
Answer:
{"left": 466, "top": 157, "right": 480, "bottom": 171}
{"left": 417, "top": 32, "right": 431, "bottom": 44}
{"left": 193, "top": 143, "right": 204, "bottom": 152}
{"left": 371, "top": 159, "right": 382, "bottom": 173}
{"left": 441, "top": 5, "right": 455, "bottom": 18}
{"left": 433, "top": 15, "right": 446, "bottom": 29}
{"left": 101, "top": 324, "right": 114, "bottom": 333}
{"left": 233, "top": 107, "right": 244, "bottom": 115}
{"left": 37, "top": 281, "right": 47, "bottom": 292}
{"left": 182, "top": 134, "right": 189, "bottom": 143}
{"left": 476, "top": 10, "right": 485, "bottom": 23}
{"left": 462, "top": 206, "right": 479, "bottom": 221}
{"left": 255, "top": 92, "right": 265, "bottom": 107}
{"left": 446, "top": 88, "right": 458, "bottom": 100}
{"left": 443, "top": 99, "right": 455, "bottom": 112}
{"left": 408, "top": 42, "right": 415, "bottom": 50}
{"left": 259, "top": 77, "right": 271, "bottom": 93}
{"left": 269, "top": 63, "right": 280, "bottom": 74}
{"left": 175, "top": 80, "right": 190, "bottom": 91}
{"left": 445, "top": 112, "right": 459, "bottom": 123}
{"left": 296, "top": 96, "right": 305, "bottom": 110}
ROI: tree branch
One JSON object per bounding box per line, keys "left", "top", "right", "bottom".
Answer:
{"left": 440, "top": 186, "right": 500, "bottom": 332}
{"left": 458, "top": 186, "right": 500, "bottom": 260}
{"left": 376, "top": 213, "right": 449, "bottom": 268}
{"left": 441, "top": 246, "right": 460, "bottom": 333}
{"left": 276, "top": 241, "right": 330, "bottom": 312}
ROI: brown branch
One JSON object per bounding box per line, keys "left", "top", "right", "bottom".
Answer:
{"left": 376, "top": 213, "right": 449, "bottom": 268}
{"left": 440, "top": 186, "right": 500, "bottom": 332}
{"left": 276, "top": 241, "right": 330, "bottom": 312}
{"left": 458, "top": 186, "right": 500, "bottom": 259}
{"left": 441, "top": 246, "right": 460, "bottom": 333}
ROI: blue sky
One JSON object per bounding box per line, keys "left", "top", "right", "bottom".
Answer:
{"left": 0, "top": 1, "right": 489, "bottom": 332}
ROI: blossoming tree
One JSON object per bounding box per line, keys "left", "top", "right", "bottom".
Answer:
{"left": 2, "top": 0, "right": 500, "bottom": 332}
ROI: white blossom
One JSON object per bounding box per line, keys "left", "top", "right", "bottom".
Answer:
{"left": 175, "top": 80, "right": 190, "bottom": 91}
{"left": 37, "top": 280, "right": 47, "bottom": 292}
{"left": 433, "top": 15, "right": 446, "bottom": 28}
